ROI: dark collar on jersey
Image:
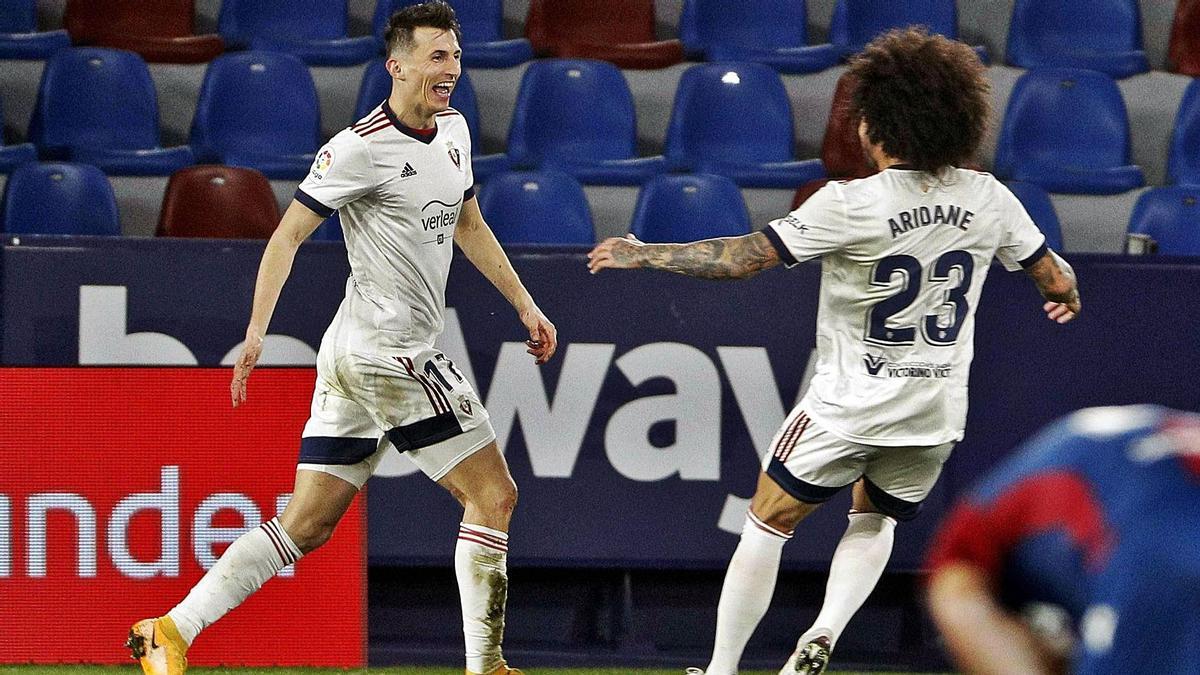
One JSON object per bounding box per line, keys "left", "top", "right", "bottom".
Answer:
{"left": 383, "top": 100, "right": 439, "bottom": 144}
{"left": 885, "top": 163, "right": 918, "bottom": 170}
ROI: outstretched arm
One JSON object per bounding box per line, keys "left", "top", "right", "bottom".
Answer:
{"left": 927, "top": 563, "right": 1066, "bottom": 675}
{"left": 1024, "top": 249, "right": 1080, "bottom": 324}
{"left": 231, "top": 200, "right": 324, "bottom": 407}
{"left": 587, "top": 231, "right": 781, "bottom": 280}
{"left": 454, "top": 197, "right": 557, "bottom": 364}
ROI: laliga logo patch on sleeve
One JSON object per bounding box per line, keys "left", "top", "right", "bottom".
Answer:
{"left": 311, "top": 147, "right": 335, "bottom": 181}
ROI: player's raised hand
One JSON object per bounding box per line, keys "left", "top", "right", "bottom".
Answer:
{"left": 230, "top": 332, "right": 264, "bottom": 407}
{"left": 1043, "top": 301, "right": 1078, "bottom": 324}
{"left": 587, "top": 234, "right": 645, "bottom": 274}
{"left": 519, "top": 304, "right": 557, "bottom": 365}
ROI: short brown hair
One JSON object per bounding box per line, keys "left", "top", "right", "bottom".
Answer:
{"left": 847, "top": 27, "right": 990, "bottom": 173}
{"left": 384, "top": 0, "right": 462, "bottom": 56}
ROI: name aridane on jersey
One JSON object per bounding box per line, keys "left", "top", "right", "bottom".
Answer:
{"left": 294, "top": 101, "right": 474, "bottom": 354}
{"left": 763, "top": 168, "right": 1047, "bottom": 446}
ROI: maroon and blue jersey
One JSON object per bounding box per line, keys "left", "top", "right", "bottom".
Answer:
{"left": 927, "top": 405, "right": 1200, "bottom": 674}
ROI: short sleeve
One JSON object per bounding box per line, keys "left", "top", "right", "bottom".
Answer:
{"left": 294, "top": 131, "right": 375, "bottom": 217}
{"left": 762, "top": 181, "right": 851, "bottom": 268}
{"left": 462, "top": 120, "right": 475, "bottom": 198}
{"left": 994, "top": 186, "right": 1048, "bottom": 272}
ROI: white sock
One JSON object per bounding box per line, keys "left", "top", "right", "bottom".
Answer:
{"left": 456, "top": 523, "right": 510, "bottom": 674}
{"left": 706, "top": 512, "right": 792, "bottom": 675}
{"left": 167, "top": 517, "right": 301, "bottom": 645}
{"left": 803, "top": 511, "right": 896, "bottom": 649}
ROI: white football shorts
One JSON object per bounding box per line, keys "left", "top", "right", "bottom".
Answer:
{"left": 297, "top": 343, "right": 495, "bottom": 488}
{"left": 761, "top": 407, "right": 954, "bottom": 521}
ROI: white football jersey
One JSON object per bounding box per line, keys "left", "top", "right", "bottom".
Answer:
{"left": 296, "top": 101, "right": 474, "bottom": 354}
{"left": 765, "top": 167, "right": 1047, "bottom": 446}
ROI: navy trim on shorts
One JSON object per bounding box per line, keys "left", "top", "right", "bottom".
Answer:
{"left": 766, "top": 456, "right": 846, "bottom": 504}
{"left": 760, "top": 226, "right": 799, "bottom": 267}
{"left": 862, "top": 477, "right": 922, "bottom": 521}
{"left": 386, "top": 410, "right": 464, "bottom": 452}
{"left": 298, "top": 436, "right": 377, "bottom": 465}
{"left": 294, "top": 188, "right": 334, "bottom": 218}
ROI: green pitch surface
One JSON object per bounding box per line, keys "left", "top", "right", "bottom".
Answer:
{"left": 0, "top": 662, "right": 945, "bottom": 667}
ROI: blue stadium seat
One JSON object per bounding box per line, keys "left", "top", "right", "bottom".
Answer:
{"left": 829, "top": 0, "right": 988, "bottom": 62}
{"left": 507, "top": 59, "right": 665, "bottom": 186}
{"left": 0, "top": 0, "right": 69, "bottom": 59}
{"left": 191, "top": 52, "right": 320, "bottom": 180}
{"left": 994, "top": 68, "right": 1143, "bottom": 195}
{"left": 678, "top": 0, "right": 840, "bottom": 74}
{"left": 373, "top": 0, "right": 532, "bottom": 68}
{"left": 354, "top": 61, "right": 507, "bottom": 181}
{"left": 1004, "top": 181, "right": 1065, "bottom": 251}
{"left": 0, "top": 93, "right": 36, "bottom": 172}
{"left": 630, "top": 174, "right": 750, "bottom": 243}
{"left": 1, "top": 162, "right": 119, "bottom": 236}
{"left": 1168, "top": 79, "right": 1200, "bottom": 186}
{"left": 1127, "top": 187, "right": 1200, "bottom": 255}
{"left": 477, "top": 170, "right": 594, "bottom": 245}
{"left": 27, "top": 48, "right": 193, "bottom": 176}
{"left": 664, "top": 62, "right": 824, "bottom": 188}
{"left": 1007, "top": 0, "right": 1147, "bottom": 79}
{"left": 218, "top": 0, "right": 376, "bottom": 66}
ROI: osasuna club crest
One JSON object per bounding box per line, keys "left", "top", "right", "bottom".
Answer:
{"left": 446, "top": 141, "right": 462, "bottom": 170}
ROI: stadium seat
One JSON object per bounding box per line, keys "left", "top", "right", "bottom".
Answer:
{"left": 1168, "top": 0, "right": 1200, "bottom": 76}
{"left": 821, "top": 71, "right": 873, "bottom": 180}
{"left": 829, "top": 0, "right": 987, "bottom": 62}
{"left": 1, "top": 162, "right": 119, "bottom": 236}
{"left": 665, "top": 62, "right": 825, "bottom": 189}
{"left": 525, "top": 0, "right": 684, "bottom": 69}
{"left": 478, "top": 170, "right": 594, "bottom": 245}
{"left": 27, "top": 48, "right": 194, "bottom": 176}
{"left": 630, "top": 174, "right": 750, "bottom": 243}
{"left": 0, "top": 94, "right": 36, "bottom": 172}
{"left": 1168, "top": 79, "right": 1200, "bottom": 187}
{"left": 1006, "top": 0, "right": 1147, "bottom": 79}
{"left": 994, "top": 68, "right": 1143, "bottom": 195}
{"left": 63, "top": 0, "right": 223, "bottom": 64}
{"left": 373, "top": 0, "right": 533, "bottom": 68}
{"left": 507, "top": 59, "right": 665, "bottom": 186}
{"left": 191, "top": 52, "right": 321, "bottom": 180}
{"left": 218, "top": 0, "right": 376, "bottom": 66}
{"left": 678, "top": 0, "right": 840, "bottom": 74}
{"left": 157, "top": 165, "right": 279, "bottom": 239}
{"left": 1004, "top": 181, "right": 1065, "bottom": 251}
{"left": 1127, "top": 187, "right": 1200, "bottom": 255}
{"left": 355, "top": 61, "right": 507, "bottom": 182}
{"left": 0, "top": 0, "right": 69, "bottom": 59}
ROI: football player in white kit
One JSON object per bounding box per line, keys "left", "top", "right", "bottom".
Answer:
{"left": 588, "top": 28, "right": 1081, "bottom": 675}
{"left": 127, "top": 4, "right": 553, "bottom": 675}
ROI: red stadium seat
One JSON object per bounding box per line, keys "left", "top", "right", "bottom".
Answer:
{"left": 157, "top": 165, "right": 279, "bottom": 239}
{"left": 64, "top": 0, "right": 224, "bottom": 64}
{"left": 1169, "top": 0, "right": 1200, "bottom": 76}
{"left": 525, "top": 0, "right": 684, "bottom": 69}
{"left": 793, "top": 72, "right": 874, "bottom": 209}
{"left": 821, "top": 72, "right": 874, "bottom": 181}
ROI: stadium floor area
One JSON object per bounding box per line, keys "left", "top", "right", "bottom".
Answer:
{"left": 0, "top": 662, "right": 955, "bottom": 667}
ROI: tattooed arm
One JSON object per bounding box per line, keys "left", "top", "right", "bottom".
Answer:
{"left": 586, "top": 232, "right": 781, "bottom": 280}
{"left": 1024, "top": 249, "right": 1080, "bottom": 323}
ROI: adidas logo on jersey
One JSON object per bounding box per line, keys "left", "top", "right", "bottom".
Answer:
{"left": 400, "top": 163, "right": 418, "bottom": 178}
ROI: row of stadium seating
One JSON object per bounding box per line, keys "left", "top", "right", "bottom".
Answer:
{"left": 4, "top": 47, "right": 1200, "bottom": 198}
{"left": 3, "top": 161, "right": 1197, "bottom": 255}
{"left": 4, "top": 0, "right": 1200, "bottom": 77}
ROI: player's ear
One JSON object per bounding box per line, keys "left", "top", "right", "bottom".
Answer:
{"left": 385, "top": 57, "right": 404, "bottom": 81}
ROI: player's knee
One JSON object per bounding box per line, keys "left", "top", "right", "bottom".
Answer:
{"left": 286, "top": 517, "right": 338, "bottom": 554}
{"left": 471, "top": 481, "right": 518, "bottom": 519}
